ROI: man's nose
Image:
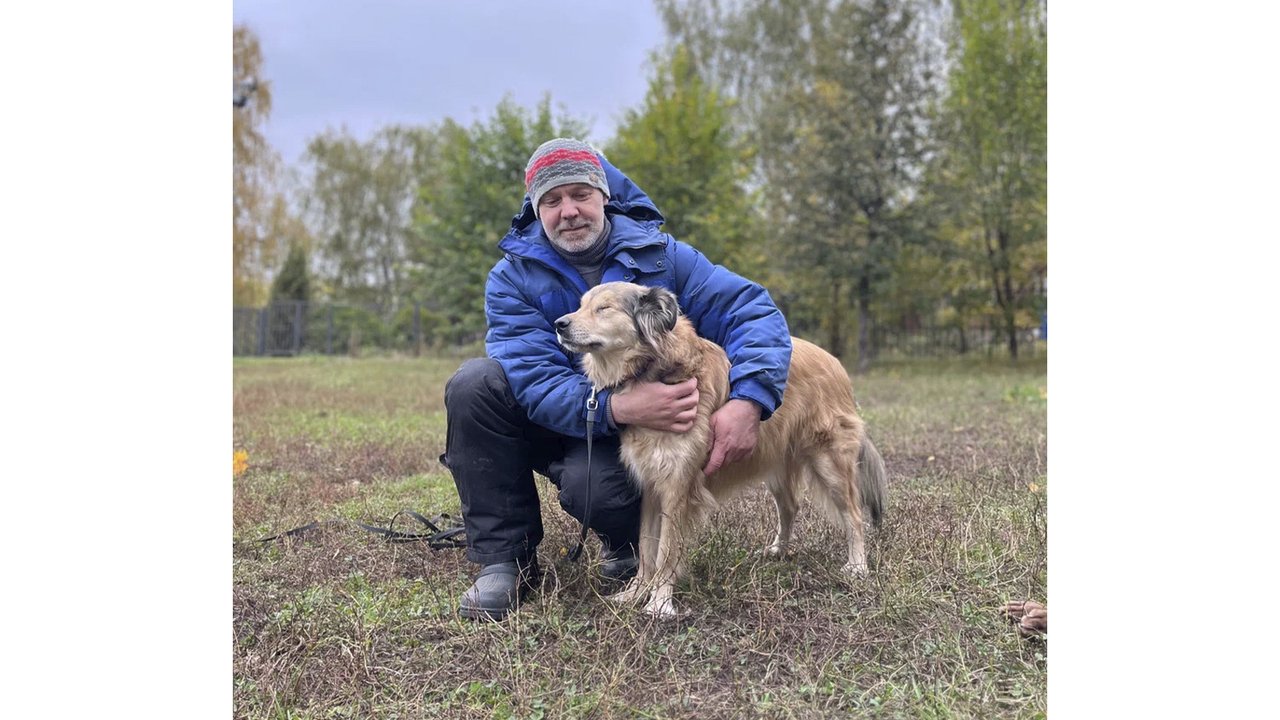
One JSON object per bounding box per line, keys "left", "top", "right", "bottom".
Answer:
{"left": 555, "top": 316, "right": 572, "bottom": 331}
{"left": 560, "top": 200, "right": 579, "bottom": 218}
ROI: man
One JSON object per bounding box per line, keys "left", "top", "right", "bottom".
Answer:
{"left": 441, "top": 138, "right": 792, "bottom": 620}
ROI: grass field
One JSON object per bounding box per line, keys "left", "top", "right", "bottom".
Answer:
{"left": 233, "top": 353, "right": 1047, "bottom": 719}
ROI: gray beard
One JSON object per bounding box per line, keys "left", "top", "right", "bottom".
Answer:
{"left": 552, "top": 216, "right": 611, "bottom": 286}
{"left": 548, "top": 221, "right": 603, "bottom": 254}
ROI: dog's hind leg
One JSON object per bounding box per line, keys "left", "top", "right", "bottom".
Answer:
{"left": 810, "top": 446, "right": 869, "bottom": 577}
{"left": 764, "top": 466, "right": 799, "bottom": 559}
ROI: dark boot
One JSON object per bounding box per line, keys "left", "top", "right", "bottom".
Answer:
{"left": 459, "top": 558, "right": 540, "bottom": 621}
{"left": 599, "top": 543, "right": 638, "bottom": 585}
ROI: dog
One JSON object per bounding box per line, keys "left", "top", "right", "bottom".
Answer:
{"left": 555, "top": 282, "right": 887, "bottom": 618}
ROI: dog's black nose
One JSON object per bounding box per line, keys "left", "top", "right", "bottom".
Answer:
{"left": 554, "top": 316, "right": 571, "bottom": 331}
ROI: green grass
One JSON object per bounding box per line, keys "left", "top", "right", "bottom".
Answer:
{"left": 233, "top": 353, "right": 1047, "bottom": 719}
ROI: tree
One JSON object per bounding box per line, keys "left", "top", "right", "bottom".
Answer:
{"left": 605, "top": 45, "right": 766, "bottom": 282}
{"left": 408, "top": 96, "right": 589, "bottom": 344}
{"left": 233, "top": 24, "right": 281, "bottom": 306}
{"left": 657, "top": 0, "right": 941, "bottom": 370}
{"left": 270, "top": 241, "right": 311, "bottom": 303}
{"left": 301, "top": 125, "right": 442, "bottom": 312}
{"left": 935, "top": 0, "right": 1047, "bottom": 359}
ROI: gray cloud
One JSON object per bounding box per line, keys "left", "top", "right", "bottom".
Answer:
{"left": 234, "top": 0, "right": 666, "bottom": 164}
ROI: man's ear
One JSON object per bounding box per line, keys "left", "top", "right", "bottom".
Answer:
{"left": 633, "top": 286, "right": 679, "bottom": 345}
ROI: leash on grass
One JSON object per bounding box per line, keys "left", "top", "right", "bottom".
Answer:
{"left": 258, "top": 509, "right": 467, "bottom": 550}
{"left": 566, "top": 387, "right": 599, "bottom": 562}
{"left": 261, "top": 387, "right": 602, "bottom": 557}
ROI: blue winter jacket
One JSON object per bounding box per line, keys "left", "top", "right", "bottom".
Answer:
{"left": 484, "top": 154, "right": 792, "bottom": 439}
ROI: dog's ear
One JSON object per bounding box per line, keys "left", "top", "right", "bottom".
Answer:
{"left": 632, "top": 286, "right": 679, "bottom": 345}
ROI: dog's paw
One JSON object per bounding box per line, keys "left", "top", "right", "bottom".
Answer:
{"left": 763, "top": 543, "right": 788, "bottom": 559}
{"left": 607, "top": 578, "right": 647, "bottom": 606}
{"left": 840, "top": 561, "right": 869, "bottom": 577}
{"left": 642, "top": 595, "right": 686, "bottom": 621}
{"left": 1001, "top": 600, "right": 1047, "bottom": 637}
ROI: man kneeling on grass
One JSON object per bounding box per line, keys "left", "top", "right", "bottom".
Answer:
{"left": 439, "top": 138, "right": 791, "bottom": 620}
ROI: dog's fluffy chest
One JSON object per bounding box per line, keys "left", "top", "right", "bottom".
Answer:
{"left": 618, "top": 423, "right": 709, "bottom": 491}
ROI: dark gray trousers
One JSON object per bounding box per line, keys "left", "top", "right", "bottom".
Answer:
{"left": 440, "top": 358, "right": 640, "bottom": 565}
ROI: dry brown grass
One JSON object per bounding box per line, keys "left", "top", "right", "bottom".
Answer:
{"left": 233, "top": 354, "right": 1047, "bottom": 719}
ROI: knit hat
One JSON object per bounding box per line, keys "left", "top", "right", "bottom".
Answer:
{"left": 524, "top": 138, "right": 610, "bottom": 217}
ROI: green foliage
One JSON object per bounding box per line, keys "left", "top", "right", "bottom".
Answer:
{"left": 931, "top": 0, "right": 1048, "bottom": 358}
{"left": 243, "top": 2, "right": 1047, "bottom": 357}
{"left": 656, "top": 0, "right": 940, "bottom": 365}
{"left": 303, "top": 125, "right": 443, "bottom": 312}
{"left": 605, "top": 45, "right": 766, "bottom": 282}
{"left": 408, "top": 96, "right": 589, "bottom": 345}
{"left": 269, "top": 242, "right": 311, "bottom": 303}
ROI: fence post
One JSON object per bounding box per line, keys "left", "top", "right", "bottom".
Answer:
{"left": 869, "top": 318, "right": 878, "bottom": 364}
{"left": 292, "top": 302, "right": 303, "bottom": 355}
{"left": 257, "top": 307, "right": 268, "bottom": 356}
{"left": 326, "top": 305, "right": 334, "bottom": 356}
{"left": 413, "top": 302, "right": 422, "bottom": 357}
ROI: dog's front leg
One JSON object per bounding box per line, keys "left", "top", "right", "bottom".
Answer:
{"left": 608, "top": 491, "right": 661, "bottom": 606}
{"left": 608, "top": 577, "right": 647, "bottom": 605}
{"left": 643, "top": 582, "right": 678, "bottom": 619}
{"left": 642, "top": 505, "right": 685, "bottom": 620}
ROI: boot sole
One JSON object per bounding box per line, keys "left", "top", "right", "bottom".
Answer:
{"left": 458, "top": 603, "right": 513, "bottom": 621}
{"left": 457, "top": 579, "right": 538, "bottom": 621}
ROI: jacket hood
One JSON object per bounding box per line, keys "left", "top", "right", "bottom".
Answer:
{"left": 504, "top": 152, "right": 665, "bottom": 246}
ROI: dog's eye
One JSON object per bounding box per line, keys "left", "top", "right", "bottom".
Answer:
{"left": 594, "top": 305, "right": 612, "bottom": 315}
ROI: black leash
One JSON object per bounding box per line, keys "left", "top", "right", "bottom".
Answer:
{"left": 257, "top": 510, "right": 467, "bottom": 550}
{"left": 566, "top": 387, "right": 599, "bottom": 561}
{"left": 260, "top": 387, "right": 602, "bottom": 558}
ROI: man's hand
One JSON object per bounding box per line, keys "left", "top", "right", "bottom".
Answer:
{"left": 702, "top": 399, "right": 761, "bottom": 476}
{"left": 609, "top": 378, "right": 699, "bottom": 433}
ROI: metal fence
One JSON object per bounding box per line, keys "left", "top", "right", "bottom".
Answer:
{"left": 232, "top": 301, "right": 485, "bottom": 357}
{"left": 235, "top": 301, "right": 1046, "bottom": 361}
{"left": 868, "top": 320, "right": 1042, "bottom": 360}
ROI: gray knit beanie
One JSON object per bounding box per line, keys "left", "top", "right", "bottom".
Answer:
{"left": 524, "top": 138, "right": 610, "bottom": 218}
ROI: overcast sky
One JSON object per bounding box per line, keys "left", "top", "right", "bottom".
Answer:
{"left": 233, "top": 1, "right": 668, "bottom": 165}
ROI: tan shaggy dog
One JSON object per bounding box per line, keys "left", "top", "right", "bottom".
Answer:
{"left": 556, "top": 282, "right": 887, "bottom": 618}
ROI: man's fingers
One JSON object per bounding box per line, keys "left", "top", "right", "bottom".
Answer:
{"left": 669, "top": 377, "right": 697, "bottom": 395}
{"left": 704, "top": 435, "right": 730, "bottom": 475}
{"left": 702, "top": 451, "right": 723, "bottom": 477}
{"left": 675, "top": 385, "right": 699, "bottom": 405}
{"left": 701, "top": 423, "right": 721, "bottom": 475}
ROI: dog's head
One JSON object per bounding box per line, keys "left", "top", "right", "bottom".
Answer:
{"left": 555, "top": 282, "right": 680, "bottom": 356}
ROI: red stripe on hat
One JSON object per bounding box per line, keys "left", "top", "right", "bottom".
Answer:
{"left": 524, "top": 149, "right": 601, "bottom": 185}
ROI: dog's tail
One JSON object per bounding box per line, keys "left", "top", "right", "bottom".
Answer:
{"left": 857, "top": 437, "right": 888, "bottom": 528}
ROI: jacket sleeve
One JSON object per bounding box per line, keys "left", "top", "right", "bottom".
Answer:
{"left": 671, "top": 240, "right": 792, "bottom": 420}
{"left": 484, "top": 261, "right": 617, "bottom": 439}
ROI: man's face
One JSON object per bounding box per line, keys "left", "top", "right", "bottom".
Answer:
{"left": 539, "top": 183, "right": 606, "bottom": 253}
